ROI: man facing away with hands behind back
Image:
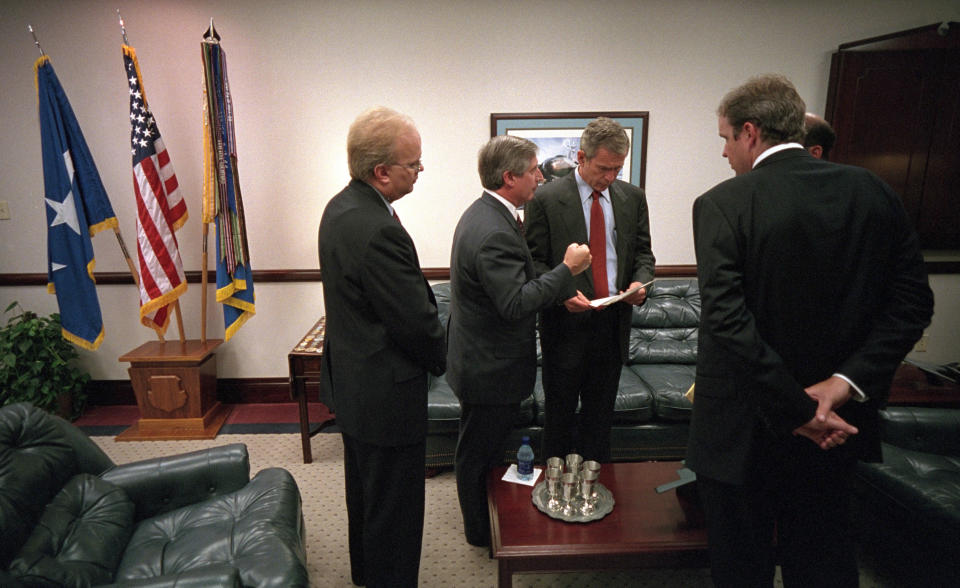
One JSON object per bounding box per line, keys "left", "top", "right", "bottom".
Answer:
{"left": 686, "top": 74, "right": 933, "bottom": 587}
{"left": 318, "top": 107, "right": 445, "bottom": 588}
{"left": 447, "top": 135, "right": 592, "bottom": 547}
{"left": 524, "top": 117, "right": 656, "bottom": 463}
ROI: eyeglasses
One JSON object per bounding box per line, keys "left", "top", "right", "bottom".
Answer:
{"left": 391, "top": 160, "right": 423, "bottom": 173}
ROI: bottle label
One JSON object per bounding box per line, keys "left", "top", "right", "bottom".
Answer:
{"left": 518, "top": 461, "right": 533, "bottom": 476}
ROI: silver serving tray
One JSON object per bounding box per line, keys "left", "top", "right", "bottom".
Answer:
{"left": 531, "top": 480, "right": 615, "bottom": 523}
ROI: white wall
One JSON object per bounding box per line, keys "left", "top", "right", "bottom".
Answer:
{"left": 2, "top": 0, "right": 958, "bottom": 379}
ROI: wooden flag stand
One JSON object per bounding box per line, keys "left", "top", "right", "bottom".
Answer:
{"left": 113, "top": 223, "right": 230, "bottom": 441}
{"left": 109, "top": 201, "right": 231, "bottom": 440}
{"left": 116, "top": 339, "right": 229, "bottom": 441}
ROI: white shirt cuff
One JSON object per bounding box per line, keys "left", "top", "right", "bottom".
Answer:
{"left": 833, "top": 373, "right": 869, "bottom": 403}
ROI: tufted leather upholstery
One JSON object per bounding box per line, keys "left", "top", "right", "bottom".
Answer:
{"left": 854, "top": 406, "right": 960, "bottom": 580}
{"left": 0, "top": 402, "right": 308, "bottom": 587}
{"left": 426, "top": 278, "right": 700, "bottom": 467}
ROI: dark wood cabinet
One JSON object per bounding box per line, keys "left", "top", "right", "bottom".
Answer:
{"left": 825, "top": 22, "right": 960, "bottom": 250}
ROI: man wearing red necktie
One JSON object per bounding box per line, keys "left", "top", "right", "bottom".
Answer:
{"left": 525, "top": 117, "right": 656, "bottom": 463}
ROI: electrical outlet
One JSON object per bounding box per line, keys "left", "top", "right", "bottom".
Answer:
{"left": 914, "top": 334, "right": 928, "bottom": 352}
{"left": 0, "top": 200, "right": 10, "bottom": 220}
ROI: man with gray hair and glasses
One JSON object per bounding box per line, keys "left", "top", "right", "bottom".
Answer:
{"left": 447, "top": 135, "right": 591, "bottom": 547}
{"left": 319, "top": 106, "right": 444, "bottom": 587}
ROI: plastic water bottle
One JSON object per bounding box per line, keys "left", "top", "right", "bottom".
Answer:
{"left": 517, "top": 435, "right": 534, "bottom": 481}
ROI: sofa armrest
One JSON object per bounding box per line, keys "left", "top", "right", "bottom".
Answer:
{"left": 99, "top": 444, "right": 250, "bottom": 521}
{"left": 100, "top": 564, "right": 241, "bottom": 587}
{"left": 880, "top": 407, "right": 960, "bottom": 457}
{"left": 0, "top": 570, "right": 25, "bottom": 587}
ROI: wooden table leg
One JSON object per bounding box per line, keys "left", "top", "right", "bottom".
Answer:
{"left": 296, "top": 381, "right": 313, "bottom": 464}
{"left": 498, "top": 561, "right": 513, "bottom": 588}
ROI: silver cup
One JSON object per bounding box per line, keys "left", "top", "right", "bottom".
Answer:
{"left": 565, "top": 453, "right": 583, "bottom": 478}
{"left": 580, "top": 467, "right": 600, "bottom": 508}
{"left": 546, "top": 456, "right": 564, "bottom": 473}
{"left": 544, "top": 467, "right": 563, "bottom": 512}
{"left": 560, "top": 472, "right": 580, "bottom": 517}
{"left": 583, "top": 460, "right": 601, "bottom": 477}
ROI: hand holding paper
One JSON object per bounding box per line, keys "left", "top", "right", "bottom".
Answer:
{"left": 590, "top": 279, "right": 656, "bottom": 308}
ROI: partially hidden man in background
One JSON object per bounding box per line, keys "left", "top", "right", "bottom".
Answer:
{"left": 524, "top": 117, "right": 656, "bottom": 463}
{"left": 318, "top": 107, "right": 445, "bottom": 588}
{"left": 803, "top": 112, "right": 836, "bottom": 160}
{"left": 447, "top": 135, "right": 592, "bottom": 547}
{"left": 686, "top": 74, "right": 934, "bottom": 587}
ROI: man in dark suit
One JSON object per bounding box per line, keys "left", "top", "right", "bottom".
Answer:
{"left": 524, "top": 117, "right": 656, "bottom": 463}
{"left": 686, "top": 74, "right": 934, "bottom": 587}
{"left": 803, "top": 112, "right": 836, "bottom": 160}
{"left": 447, "top": 135, "right": 591, "bottom": 547}
{"left": 318, "top": 107, "right": 445, "bottom": 588}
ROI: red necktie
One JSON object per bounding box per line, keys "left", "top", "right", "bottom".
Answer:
{"left": 590, "top": 191, "right": 608, "bottom": 298}
{"left": 516, "top": 214, "right": 524, "bottom": 235}
{"left": 393, "top": 210, "right": 401, "bottom": 225}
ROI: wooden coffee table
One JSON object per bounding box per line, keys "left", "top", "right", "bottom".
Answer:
{"left": 486, "top": 461, "right": 708, "bottom": 587}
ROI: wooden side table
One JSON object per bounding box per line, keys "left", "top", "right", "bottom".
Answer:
{"left": 289, "top": 317, "right": 336, "bottom": 463}
{"left": 116, "top": 339, "right": 230, "bottom": 441}
{"left": 889, "top": 362, "right": 960, "bottom": 407}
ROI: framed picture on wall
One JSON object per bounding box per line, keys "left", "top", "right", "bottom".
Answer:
{"left": 490, "top": 111, "right": 649, "bottom": 188}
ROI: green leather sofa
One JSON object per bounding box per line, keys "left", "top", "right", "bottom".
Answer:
{"left": 426, "top": 278, "right": 699, "bottom": 468}
{"left": 853, "top": 405, "right": 960, "bottom": 583}
{"left": 0, "top": 402, "right": 308, "bottom": 587}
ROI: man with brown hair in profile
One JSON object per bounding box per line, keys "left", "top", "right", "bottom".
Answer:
{"left": 687, "top": 74, "right": 932, "bottom": 587}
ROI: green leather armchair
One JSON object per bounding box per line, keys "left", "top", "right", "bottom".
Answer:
{"left": 0, "top": 402, "right": 308, "bottom": 587}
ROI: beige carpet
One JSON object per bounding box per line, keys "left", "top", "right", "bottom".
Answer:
{"left": 92, "top": 433, "right": 896, "bottom": 587}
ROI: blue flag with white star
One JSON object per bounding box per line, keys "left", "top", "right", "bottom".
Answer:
{"left": 35, "top": 56, "right": 118, "bottom": 350}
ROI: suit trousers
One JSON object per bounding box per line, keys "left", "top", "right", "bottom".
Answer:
{"left": 454, "top": 401, "right": 520, "bottom": 546}
{"left": 541, "top": 308, "right": 622, "bottom": 462}
{"left": 342, "top": 432, "right": 426, "bottom": 588}
{"left": 696, "top": 430, "right": 859, "bottom": 588}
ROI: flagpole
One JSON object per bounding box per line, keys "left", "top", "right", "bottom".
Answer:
{"left": 27, "top": 25, "right": 45, "bottom": 56}
{"left": 117, "top": 10, "right": 186, "bottom": 345}
{"left": 200, "top": 18, "right": 218, "bottom": 346}
{"left": 201, "top": 222, "right": 209, "bottom": 344}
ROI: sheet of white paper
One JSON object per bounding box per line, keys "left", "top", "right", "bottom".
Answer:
{"left": 501, "top": 464, "right": 542, "bottom": 486}
{"left": 589, "top": 278, "right": 656, "bottom": 308}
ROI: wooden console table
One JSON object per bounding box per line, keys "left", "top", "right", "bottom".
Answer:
{"left": 289, "top": 317, "right": 337, "bottom": 463}
{"left": 116, "top": 339, "right": 230, "bottom": 441}
{"left": 889, "top": 362, "right": 960, "bottom": 407}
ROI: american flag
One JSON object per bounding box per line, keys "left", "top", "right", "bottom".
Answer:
{"left": 123, "top": 45, "right": 188, "bottom": 336}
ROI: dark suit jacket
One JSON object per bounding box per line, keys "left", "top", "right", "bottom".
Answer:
{"left": 318, "top": 179, "right": 446, "bottom": 446}
{"left": 446, "top": 193, "right": 575, "bottom": 405}
{"left": 524, "top": 173, "right": 655, "bottom": 361}
{"left": 686, "top": 148, "right": 933, "bottom": 485}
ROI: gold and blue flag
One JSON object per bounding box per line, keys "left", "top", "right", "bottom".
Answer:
{"left": 201, "top": 35, "right": 254, "bottom": 341}
{"left": 35, "top": 56, "right": 117, "bottom": 350}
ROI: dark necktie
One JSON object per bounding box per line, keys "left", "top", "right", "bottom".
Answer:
{"left": 516, "top": 213, "right": 525, "bottom": 236}
{"left": 393, "top": 210, "right": 401, "bottom": 225}
{"left": 590, "top": 191, "right": 608, "bottom": 298}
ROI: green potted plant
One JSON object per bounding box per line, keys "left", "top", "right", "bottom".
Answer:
{"left": 0, "top": 301, "right": 90, "bottom": 419}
